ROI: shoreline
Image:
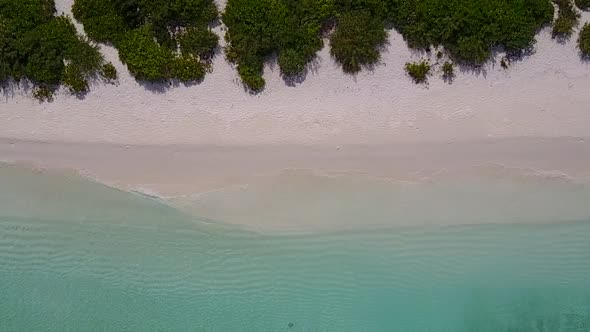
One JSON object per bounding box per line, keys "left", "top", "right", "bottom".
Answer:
{"left": 1, "top": 1, "right": 590, "bottom": 231}
{"left": 2, "top": 137, "right": 590, "bottom": 232}
{"left": 3, "top": 136, "right": 590, "bottom": 193}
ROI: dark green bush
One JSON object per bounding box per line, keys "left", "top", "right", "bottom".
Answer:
{"left": 575, "top": 0, "right": 590, "bottom": 9}
{"left": 335, "top": 0, "right": 387, "bottom": 17}
{"left": 0, "top": 1, "right": 108, "bottom": 99}
{"left": 578, "top": 23, "right": 590, "bottom": 56}
{"left": 441, "top": 61, "right": 454, "bottom": 78}
{"left": 72, "top": 0, "right": 127, "bottom": 42}
{"left": 222, "top": 0, "right": 554, "bottom": 84}
{"left": 330, "top": 11, "right": 387, "bottom": 73}
{"left": 278, "top": 49, "right": 307, "bottom": 76}
{"left": 237, "top": 63, "right": 265, "bottom": 91}
{"left": 178, "top": 27, "right": 218, "bottom": 59}
{"left": 63, "top": 64, "right": 89, "bottom": 93}
{"left": 32, "top": 85, "right": 54, "bottom": 102}
{"left": 73, "top": 0, "right": 219, "bottom": 82}
{"left": 405, "top": 60, "right": 430, "bottom": 83}
{"left": 0, "top": 18, "right": 9, "bottom": 82}
{"left": 387, "top": 0, "right": 554, "bottom": 64}
{"left": 19, "top": 16, "right": 79, "bottom": 85}
{"left": 223, "top": 0, "right": 335, "bottom": 89}
{"left": 170, "top": 55, "right": 205, "bottom": 82}
{"left": 117, "top": 26, "right": 172, "bottom": 81}
{"left": 101, "top": 62, "right": 118, "bottom": 81}
{"left": 140, "top": 0, "right": 217, "bottom": 30}
{"left": 552, "top": 0, "right": 580, "bottom": 38}
{"left": 0, "top": 0, "right": 55, "bottom": 31}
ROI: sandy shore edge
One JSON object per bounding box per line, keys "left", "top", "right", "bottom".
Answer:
{"left": 2, "top": 137, "right": 590, "bottom": 232}
{"left": 2, "top": 1, "right": 590, "bottom": 231}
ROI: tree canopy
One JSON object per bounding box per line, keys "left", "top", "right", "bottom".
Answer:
{"left": 223, "top": 0, "right": 557, "bottom": 90}
{"left": 223, "top": 0, "right": 335, "bottom": 90}
{"left": 73, "top": 0, "right": 218, "bottom": 82}
{"left": 386, "top": 0, "right": 554, "bottom": 63}
{"left": 0, "top": 0, "right": 111, "bottom": 100}
{"left": 3, "top": 0, "right": 588, "bottom": 94}
{"left": 578, "top": 23, "right": 590, "bottom": 57}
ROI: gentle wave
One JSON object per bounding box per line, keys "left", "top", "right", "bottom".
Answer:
{"left": 1, "top": 164, "right": 590, "bottom": 331}
{"left": 169, "top": 166, "right": 590, "bottom": 232}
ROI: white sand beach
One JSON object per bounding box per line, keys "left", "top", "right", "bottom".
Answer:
{"left": 1, "top": 0, "right": 590, "bottom": 231}
{"left": 0, "top": 1, "right": 589, "bottom": 146}
{"left": 2, "top": 138, "right": 590, "bottom": 232}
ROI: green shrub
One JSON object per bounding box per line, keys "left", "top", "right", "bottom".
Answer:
{"left": 441, "top": 61, "right": 454, "bottom": 78}
{"left": 405, "top": 60, "right": 431, "bottom": 83}
{"left": 19, "top": 17, "right": 77, "bottom": 85}
{"left": 387, "top": 0, "right": 554, "bottom": 64}
{"left": 117, "top": 27, "right": 172, "bottom": 81}
{"left": 237, "top": 63, "right": 265, "bottom": 91}
{"left": 101, "top": 62, "right": 118, "bottom": 81}
{"left": 278, "top": 49, "right": 307, "bottom": 76}
{"left": 575, "top": 0, "right": 590, "bottom": 9}
{"left": 330, "top": 11, "right": 387, "bottom": 73}
{"left": 170, "top": 55, "right": 205, "bottom": 82}
{"left": 65, "top": 38, "right": 103, "bottom": 73}
{"left": 73, "top": 0, "right": 219, "bottom": 82}
{"left": 63, "top": 64, "right": 89, "bottom": 93}
{"left": 0, "top": 2, "right": 106, "bottom": 100}
{"left": 552, "top": 0, "right": 580, "bottom": 38}
{"left": 223, "top": 0, "right": 334, "bottom": 88}
{"left": 140, "top": 0, "right": 218, "bottom": 29}
{"left": 32, "top": 85, "right": 54, "bottom": 102}
{"left": 178, "top": 27, "right": 218, "bottom": 59}
{"left": 578, "top": 23, "right": 590, "bottom": 56}
{"left": 0, "top": 0, "right": 55, "bottom": 31}
{"left": 72, "top": 0, "right": 127, "bottom": 42}
{"left": 82, "top": 13, "right": 127, "bottom": 43}
{"left": 453, "top": 37, "right": 489, "bottom": 64}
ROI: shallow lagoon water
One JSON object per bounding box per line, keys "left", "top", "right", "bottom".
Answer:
{"left": 1, "top": 165, "right": 590, "bottom": 331}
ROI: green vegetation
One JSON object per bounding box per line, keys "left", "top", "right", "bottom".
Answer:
{"left": 578, "top": 23, "right": 590, "bottom": 57}
{"left": 0, "top": 0, "right": 573, "bottom": 93}
{"left": 73, "top": 0, "right": 218, "bottom": 82}
{"left": 32, "top": 85, "right": 54, "bottom": 102}
{"left": 170, "top": 55, "right": 206, "bottom": 81}
{"left": 223, "top": 0, "right": 390, "bottom": 89}
{"left": 405, "top": 60, "right": 430, "bottom": 83}
{"left": 0, "top": 0, "right": 109, "bottom": 100}
{"left": 223, "top": 0, "right": 555, "bottom": 89}
{"left": 63, "top": 63, "right": 89, "bottom": 93}
{"left": 575, "top": 0, "right": 590, "bottom": 10}
{"left": 387, "top": 0, "right": 554, "bottom": 64}
{"left": 179, "top": 27, "right": 219, "bottom": 60}
{"left": 223, "top": 0, "right": 334, "bottom": 90}
{"left": 117, "top": 25, "right": 174, "bottom": 81}
{"left": 101, "top": 62, "right": 118, "bottom": 81}
{"left": 441, "top": 61, "right": 454, "bottom": 79}
{"left": 552, "top": 0, "right": 580, "bottom": 38}
{"left": 329, "top": 11, "right": 387, "bottom": 73}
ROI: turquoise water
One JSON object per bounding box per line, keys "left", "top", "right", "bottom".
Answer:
{"left": 1, "top": 166, "right": 590, "bottom": 331}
